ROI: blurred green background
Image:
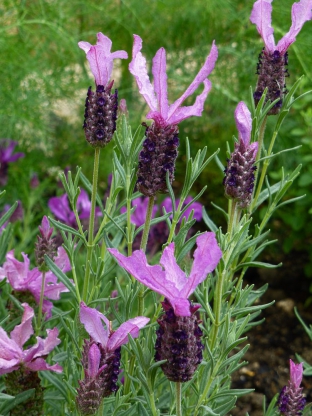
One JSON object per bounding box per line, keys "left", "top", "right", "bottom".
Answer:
{"left": 1, "top": 0, "right": 312, "bottom": 282}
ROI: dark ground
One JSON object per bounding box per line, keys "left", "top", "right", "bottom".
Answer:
{"left": 229, "top": 250, "right": 312, "bottom": 416}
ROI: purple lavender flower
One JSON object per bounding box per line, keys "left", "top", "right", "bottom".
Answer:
{"left": 35, "top": 216, "right": 57, "bottom": 271}
{"left": 224, "top": 102, "right": 259, "bottom": 208}
{"left": 161, "top": 196, "right": 203, "bottom": 223}
{"left": 48, "top": 188, "right": 101, "bottom": 228}
{"left": 108, "top": 232, "right": 222, "bottom": 382}
{"left": 76, "top": 302, "right": 149, "bottom": 413}
{"left": 129, "top": 35, "right": 218, "bottom": 196}
{"left": 0, "top": 303, "right": 62, "bottom": 375}
{"left": 121, "top": 197, "right": 158, "bottom": 227}
{"left": 78, "top": 33, "right": 128, "bottom": 148}
{"left": 0, "top": 139, "right": 24, "bottom": 186}
{"left": 278, "top": 359, "right": 306, "bottom": 415}
{"left": 0, "top": 247, "right": 71, "bottom": 319}
{"left": 250, "top": 0, "right": 312, "bottom": 114}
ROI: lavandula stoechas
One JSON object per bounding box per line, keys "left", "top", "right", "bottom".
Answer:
{"left": 76, "top": 303, "right": 149, "bottom": 415}
{"left": 278, "top": 359, "right": 306, "bottom": 416}
{"left": 224, "top": 102, "right": 258, "bottom": 209}
{"left": 78, "top": 33, "right": 128, "bottom": 148}
{"left": 250, "top": 0, "right": 312, "bottom": 114}
{"left": 108, "top": 232, "right": 222, "bottom": 382}
{"left": 129, "top": 35, "right": 218, "bottom": 196}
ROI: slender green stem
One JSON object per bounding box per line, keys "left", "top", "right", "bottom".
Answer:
{"left": 138, "top": 195, "right": 155, "bottom": 316}
{"left": 252, "top": 129, "right": 278, "bottom": 210}
{"left": 96, "top": 399, "right": 104, "bottom": 416}
{"left": 175, "top": 382, "right": 182, "bottom": 416}
{"left": 126, "top": 174, "right": 133, "bottom": 257}
{"left": 82, "top": 147, "right": 101, "bottom": 302}
{"left": 36, "top": 271, "right": 46, "bottom": 335}
{"left": 140, "top": 195, "right": 155, "bottom": 251}
{"left": 167, "top": 198, "right": 184, "bottom": 244}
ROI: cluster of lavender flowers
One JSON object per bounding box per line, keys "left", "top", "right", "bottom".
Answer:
{"left": 0, "top": 0, "right": 311, "bottom": 415}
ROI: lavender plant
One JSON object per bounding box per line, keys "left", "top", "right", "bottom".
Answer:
{"left": 0, "top": 0, "right": 312, "bottom": 415}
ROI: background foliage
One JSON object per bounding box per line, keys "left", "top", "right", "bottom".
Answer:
{"left": 1, "top": 0, "right": 312, "bottom": 282}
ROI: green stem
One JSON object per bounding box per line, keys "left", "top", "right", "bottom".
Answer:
{"left": 140, "top": 195, "right": 155, "bottom": 251}
{"left": 138, "top": 196, "right": 155, "bottom": 316}
{"left": 36, "top": 271, "right": 46, "bottom": 335}
{"left": 82, "top": 147, "right": 101, "bottom": 303}
{"left": 176, "top": 382, "right": 182, "bottom": 416}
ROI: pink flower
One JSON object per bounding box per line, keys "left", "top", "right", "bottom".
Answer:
{"left": 0, "top": 247, "right": 71, "bottom": 319}
{"left": 289, "top": 359, "right": 304, "bottom": 389}
{"left": 48, "top": 188, "right": 101, "bottom": 228}
{"left": 0, "top": 303, "right": 62, "bottom": 375}
{"left": 108, "top": 232, "right": 222, "bottom": 317}
{"left": 250, "top": 0, "right": 312, "bottom": 54}
{"left": 79, "top": 302, "right": 150, "bottom": 351}
{"left": 78, "top": 32, "right": 128, "bottom": 86}
{"left": 234, "top": 102, "right": 258, "bottom": 157}
{"left": 129, "top": 35, "right": 218, "bottom": 127}
{"left": 161, "top": 196, "right": 203, "bottom": 223}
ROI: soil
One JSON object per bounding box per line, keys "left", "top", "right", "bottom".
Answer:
{"left": 229, "top": 250, "right": 312, "bottom": 415}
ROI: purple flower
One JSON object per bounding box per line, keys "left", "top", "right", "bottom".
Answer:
{"left": 0, "top": 303, "right": 62, "bottom": 375}
{"left": 121, "top": 197, "right": 158, "bottom": 227}
{"left": 278, "top": 359, "right": 306, "bottom": 415}
{"left": 76, "top": 302, "right": 149, "bottom": 405}
{"left": 129, "top": 35, "right": 218, "bottom": 127}
{"left": 79, "top": 302, "right": 150, "bottom": 351}
{"left": 78, "top": 32, "right": 128, "bottom": 87}
{"left": 48, "top": 188, "right": 101, "bottom": 228}
{"left": 0, "top": 139, "right": 24, "bottom": 186}
{"left": 224, "top": 102, "right": 258, "bottom": 208}
{"left": 130, "top": 35, "right": 218, "bottom": 197}
{"left": 35, "top": 216, "right": 57, "bottom": 271}
{"left": 0, "top": 247, "right": 71, "bottom": 319}
{"left": 250, "top": 0, "right": 312, "bottom": 55}
{"left": 108, "top": 232, "right": 222, "bottom": 317}
{"left": 161, "top": 196, "right": 203, "bottom": 223}
{"left": 250, "top": 0, "right": 312, "bottom": 113}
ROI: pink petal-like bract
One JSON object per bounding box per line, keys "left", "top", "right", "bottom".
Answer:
{"left": 289, "top": 359, "right": 303, "bottom": 388}
{"left": 108, "top": 231, "right": 222, "bottom": 317}
{"left": 79, "top": 302, "right": 110, "bottom": 347}
{"left": 235, "top": 102, "right": 252, "bottom": 147}
{"left": 78, "top": 32, "right": 128, "bottom": 86}
{"left": 276, "top": 0, "right": 312, "bottom": 53}
{"left": 129, "top": 34, "right": 218, "bottom": 125}
{"left": 250, "top": 0, "right": 275, "bottom": 52}
{"left": 107, "top": 316, "right": 150, "bottom": 350}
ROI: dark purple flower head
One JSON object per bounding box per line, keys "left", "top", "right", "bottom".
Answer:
{"left": 0, "top": 139, "right": 24, "bottom": 186}
{"left": 108, "top": 232, "right": 222, "bottom": 317}
{"left": 250, "top": 0, "right": 312, "bottom": 55}
{"left": 78, "top": 33, "right": 128, "bottom": 87}
{"left": 129, "top": 35, "right": 218, "bottom": 128}
{"left": 35, "top": 216, "right": 57, "bottom": 271}
{"left": 278, "top": 359, "right": 306, "bottom": 415}
{"left": 0, "top": 303, "right": 62, "bottom": 375}
{"left": 0, "top": 247, "right": 71, "bottom": 319}
{"left": 224, "top": 102, "right": 258, "bottom": 208}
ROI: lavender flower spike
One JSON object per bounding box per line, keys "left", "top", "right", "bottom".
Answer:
{"left": 78, "top": 33, "right": 128, "bottom": 148}
{"left": 108, "top": 232, "right": 222, "bottom": 317}
{"left": 224, "top": 102, "right": 258, "bottom": 208}
{"left": 109, "top": 232, "right": 221, "bottom": 382}
{"left": 0, "top": 303, "right": 62, "bottom": 375}
{"left": 130, "top": 35, "right": 218, "bottom": 196}
{"left": 250, "top": 0, "right": 312, "bottom": 114}
{"left": 77, "top": 302, "right": 149, "bottom": 409}
{"left": 0, "top": 139, "right": 24, "bottom": 186}
{"left": 278, "top": 359, "right": 306, "bottom": 415}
